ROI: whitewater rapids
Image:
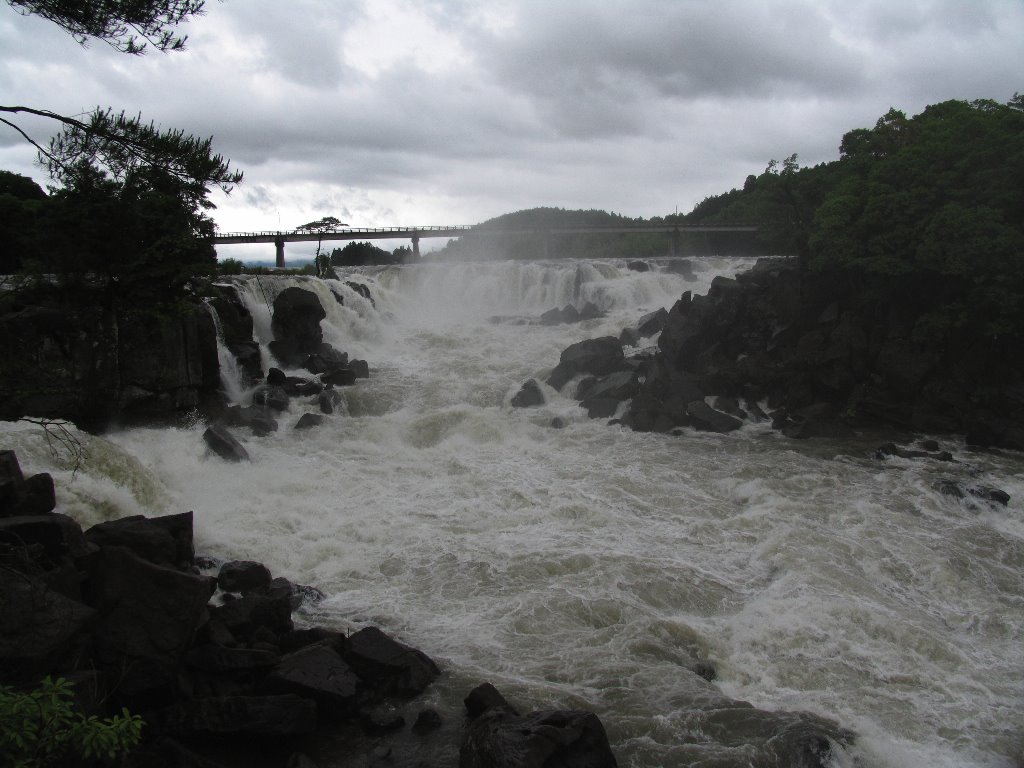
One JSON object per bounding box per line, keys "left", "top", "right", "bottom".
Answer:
{"left": 4, "top": 255, "right": 1022, "bottom": 767}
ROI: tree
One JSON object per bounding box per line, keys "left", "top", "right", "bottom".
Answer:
{"left": 5, "top": 0, "right": 205, "bottom": 53}
{"left": 296, "top": 216, "right": 348, "bottom": 278}
{"left": 0, "top": 1, "right": 241, "bottom": 222}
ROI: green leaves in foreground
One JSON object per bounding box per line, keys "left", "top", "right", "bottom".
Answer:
{"left": 0, "top": 677, "right": 143, "bottom": 768}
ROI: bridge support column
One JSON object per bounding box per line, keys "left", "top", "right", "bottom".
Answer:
{"left": 412, "top": 233, "right": 420, "bottom": 259}
{"left": 670, "top": 228, "right": 680, "bottom": 258}
{"left": 274, "top": 237, "right": 285, "bottom": 269}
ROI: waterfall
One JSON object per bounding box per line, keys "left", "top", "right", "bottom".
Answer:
{"left": 202, "top": 299, "right": 247, "bottom": 405}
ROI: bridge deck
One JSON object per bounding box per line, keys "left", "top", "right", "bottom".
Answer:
{"left": 212, "top": 223, "right": 758, "bottom": 244}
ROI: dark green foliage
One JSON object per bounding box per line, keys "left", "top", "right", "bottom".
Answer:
{"left": 0, "top": 172, "right": 48, "bottom": 272}
{"left": 6, "top": 0, "right": 205, "bottom": 53}
{"left": 0, "top": 676, "right": 144, "bottom": 767}
{"left": 27, "top": 161, "right": 219, "bottom": 300}
{"left": 330, "top": 241, "right": 412, "bottom": 266}
{"left": 684, "top": 96, "right": 1024, "bottom": 339}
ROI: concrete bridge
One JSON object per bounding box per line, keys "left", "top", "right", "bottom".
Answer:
{"left": 212, "top": 223, "right": 759, "bottom": 268}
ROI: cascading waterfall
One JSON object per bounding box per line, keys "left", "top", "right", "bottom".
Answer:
{"left": 4, "top": 254, "right": 1022, "bottom": 768}
{"left": 202, "top": 298, "right": 247, "bottom": 405}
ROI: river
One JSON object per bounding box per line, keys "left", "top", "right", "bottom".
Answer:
{"left": 4, "top": 255, "right": 1022, "bottom": 767}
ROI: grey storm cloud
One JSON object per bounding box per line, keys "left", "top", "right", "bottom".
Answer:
{"left": 1, "top": 0, "right": 1022, "bottom": 232}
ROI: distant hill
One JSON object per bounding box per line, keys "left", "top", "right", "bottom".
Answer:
{"left": 425, "top": 206, "right": 757, "bottom": 261}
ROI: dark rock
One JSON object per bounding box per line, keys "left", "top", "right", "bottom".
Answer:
{"left": 203, "top": 425, "right": 250, "bottom": 462}
{"left": 547, "top": 337, "right": 626, "bottom": 391}
{"left": 346, "top": 281, "right": 374, "bottom": 305}
{"left": 272, "top": 287, "right": 326, "bottom": 347}
{"left": 343, "top": 626, "right": 440, "bottom": 699}
{"left": 282, "top": 376, "right": 323, "bottom": 398}
{"left": 185, "top": 645, "right": 280, "bottom": 673}
{"left": 938, "top": 481, "right": 1010, "bottom": 506}
{"left": 295, "top": 413, "right": 325, "bottom": 430}
{"left": 550, "top": 417, "right": 567, "bottom": 429}
{"left": 627, "top": 260, "right": 650, "bottom": 272}
{"left": 252, "top": 385, "right": 290, "bottom": 412}
{"left": 875, "top": 442, "right": 954, "bottom": 462}
{"left": 349, "top": 359, "right": 370, "bottom": 379}
{"left": 665, "top": 259, "right": 697, "bottom": 278}
{"left": 303, "top": 343, "right": 348, "bottom": 375}
{"left": 211, "top": 590, "right": 293, "bottom": 641}
{"left": 584, "top": 370, "right": 638, "bottom": 402}
{"left": 686, "top": 401, "right": 743, "bottom": 433}
{"left": 360, "top": 711, "right": 406, "bottom": 736}
{"left": 636, "top": 308, "right": 668, "bottom": 338}
{"left": 266, "top": 643, "right": 361, "bottom": 711}
{"left": 321, "top": 366, "right": 358, "bottom": 386}
{"left": 267, "top": 368, "right": 288, "bottom": 386}
{"left": 578, "top": 302, "right": 604, "bottom": 321}
{"left": 690, "top": 661, "right": 717, "bottom": 682}
{"left": 464, "top": 682, "right": 518, "bottom": 719}
{"left": 511, "top": 379, "right": 545, "bottom": 408}
{"left": 150, "top": 695, "right": 318, "bottom": 736}
{"left": 583, "top": 398, "right": 620, "bottom": 419}
{"left": 0, "top": 451, "right": 56, "bottom": 517}
{"left": 218, "top": 560, "right": 272, "bottom": 593}
{"left": 412, "top": 708, "right": 443, "bottom": 733}
{"left": 0, "top": 572, "right": 96, "bottom": 684}
{"left": 461, "top": 708, "right": 618, "bottom": 768}
{"left": 619, "top": 327, "right": 640, "bottom": 347}
{"left": 318, "top": 386, "right": 342, "bottom": 414}
{"left": 221, "top": 405, "right": 278, "bottom": 436}
{"left": 85, "top": 516, "right": 179, "bottom": 568}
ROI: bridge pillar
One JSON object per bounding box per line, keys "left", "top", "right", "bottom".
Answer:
{"left": 412, "top": 232, "right": 420, "bottom": 259}
{"left": 274, "top": 236, "right": 285, "bottom": 269}
{"left": 669, "top": 228, "right": 680, "bottom": 258}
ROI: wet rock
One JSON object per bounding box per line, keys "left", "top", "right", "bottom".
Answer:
{"left": 343, "top": 626, "right": 440, "bottom": 699}
{"left": 511, "top": 379, "right": 545, "bottom": 408}
{"left": 318, "top": 386, "right": 342, "bottom": 414}
{"left": 85, "top": 515, "right": 180, "bottom": 568}
{"left": 184, "top": 645, "right": 280, "bottom": 674}
{"left": 150, "top": 695, "right": 318, "bottom": 736}
{"left": 218, "top": 560, "right": 272, "bottom": 594}
{"left": 0, "top": 450, "right": 56, "bottom": 517}
{"left": 321, "top": 366, "right": 358, "bottom": 386}
{"left": 686, "top": 401, "right": 743, "bottom": 433}
{"left": 267, "top": 643, "right": 361, "bottom": 712}
{"left": 303, "top": 343, "right": 348, "bottom": 375}
{"left": 252, "top": 385, "right": 290, "bottom": 412}
{"left": 874, "top": 442, "right": 954, "bottom": 462}
{"left": 464, "top": 682, "right": 518, "bottom": 719}
{"left": 0, "top": 573, "right": 96, "bottom": 684}
{"left": 412, "top": 708, "right": 443, "bottom": 733}
{"left": 211, "top": 591, "right": 293, "bottom": 641}
{"left": 547, "top": 337, "right": 626, "bottom": 391}
{"left": 360, "top": 710, "right": 406, "bottom": 736}
{"left": 461, "top": 708, "right": 618, "bottom": 768}
{"left": 272, "top": 287, "right": 326, "bottom": 347}
{"left": 295, "top": 413, "right": 325, "bottom": 430}
{"left": 627, "top": 260, "right": 650, "bottom": 272}
{"left": 220, "top": 405, "right": 278, "bottom": 436}
{"left": 203, "top": 425, "right": 250, "bottom": 462}
{"left": 636, "top": 308, "right": 668, "bottom": 338}
{"left": 350, "top": 359, "right": 370, "bottom": 379}
{"left": 937, "top": 480, "right": 1010, "bottom": 506}
{"left": 689, "top": 661, "right": 717, "bottom": 682}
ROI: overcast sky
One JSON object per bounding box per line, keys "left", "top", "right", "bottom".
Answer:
{"left": 2, "top": 0, "right": 1022, "bottom": 257}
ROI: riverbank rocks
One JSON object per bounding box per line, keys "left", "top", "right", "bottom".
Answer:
{"left": 538, "top": 257, "right": 1024, "bottom": 446}
{"left": 0, "top": 449, "right": 56, "bottom": 516}
{"left": 547, "top": 336, "right": 627, "bottom": 391}
{"left": 461, "top": 683, "right": 617, "bottom": 768}
{"left": 203, "top": 424, "right": 250, "bottom": 462}
{"left": 511, "top": 379, "right": 545, "bottom": 407}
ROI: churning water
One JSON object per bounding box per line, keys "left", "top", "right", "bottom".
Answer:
{"left": 4, "top": 256, "right": 1022, "bottom": 767}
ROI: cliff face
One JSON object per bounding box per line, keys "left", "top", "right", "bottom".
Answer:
{"left": 626, "top": 259, "right": 1024, "bottom": 449}
{"left": 0, "top": 285, "right": 227, "bottom": 431}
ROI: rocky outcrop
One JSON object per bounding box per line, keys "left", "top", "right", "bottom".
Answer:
{"left": 0, "top": 287, "right": 222, "bottom": 431}
{"left": 538, "top": 259, "right": 1024, "bottom": 446}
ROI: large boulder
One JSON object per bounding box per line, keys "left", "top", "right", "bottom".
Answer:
{"left": 149, "top": 695, "right": 318, "bottom": 736}
{"left": 343, "top": 626, "right": 440, "bottom": 699}
{"left": 547, "top": 337, "right": 626, "bottom": 391}
{"left": 511, "top": 379, "right": 545, "bottom": 408}
{"left": 271, "top": 287, "right": 325, "bottom": 348}
{"left": 203, "top": 425, "right": 250, "bottom": 462}
{"left": 461, "top": 708, "right": 618, "bottom": 768}
{"left": 266, "top": 642, "right": 361, "bottom": 712}
{"left": 84, "top": 512, "right": 194, "bottom": 569}
{"left": 0, "top": 450, "right": 56, "bottom": 517}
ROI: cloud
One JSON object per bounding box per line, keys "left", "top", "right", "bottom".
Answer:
{"left": 1, "top": 0, "right": 1022, "bottom": 232}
